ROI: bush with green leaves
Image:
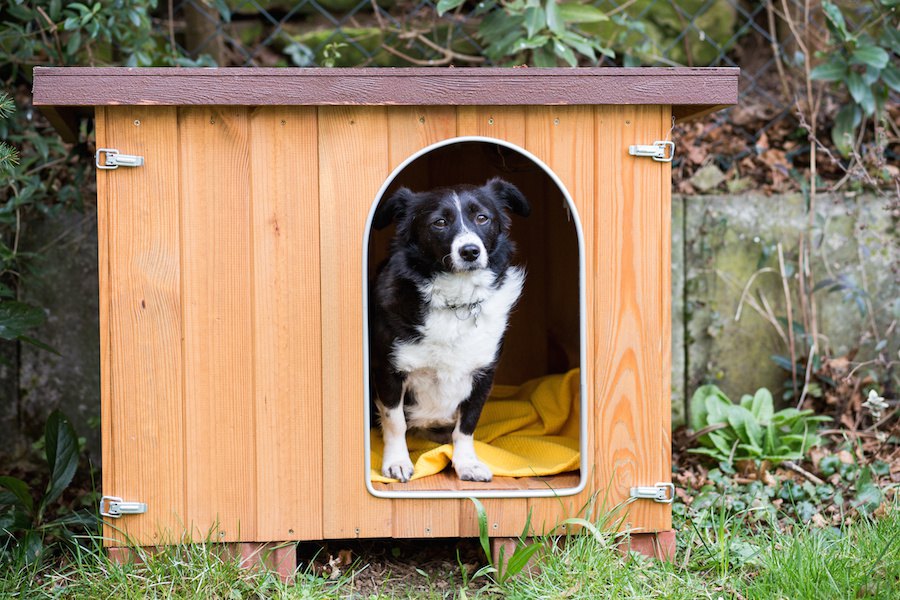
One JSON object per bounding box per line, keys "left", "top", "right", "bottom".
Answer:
{"left": 438, "top": 0, "right": 614, "bottom": 66}
{"left": 810, "top": 0, "right": 899, "bottom": 158}
{"left": 688, "top": 385, "right": 830, "bottom": 465}
{"left": 0, "top": 411, "right": 95, "bottom": 567}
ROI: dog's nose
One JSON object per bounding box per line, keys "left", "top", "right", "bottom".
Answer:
{"left": 459, "top": 244, "right": 481, "bottom": 262}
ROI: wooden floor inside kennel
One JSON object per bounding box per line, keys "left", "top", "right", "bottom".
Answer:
{"left": 373, "top": 472, "right": 581, "bottom": 493}
{"left": 33, "top": 67, "right": 739, "bottom": 549}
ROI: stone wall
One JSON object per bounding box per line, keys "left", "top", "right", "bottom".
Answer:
{"left": 3, "top": 193, "right": 895, "bottom": 462}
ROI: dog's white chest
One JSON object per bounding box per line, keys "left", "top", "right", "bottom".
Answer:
{"left": 392, "top": 268, "right": 523, "bottom": 427}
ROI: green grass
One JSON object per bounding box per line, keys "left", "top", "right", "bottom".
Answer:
{"left": 2, "top": 510, "right": 897, "bottom": 599}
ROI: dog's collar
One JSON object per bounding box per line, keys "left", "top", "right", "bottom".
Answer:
{"left": 443, "top": 299, "right": 484, "bottom": 322}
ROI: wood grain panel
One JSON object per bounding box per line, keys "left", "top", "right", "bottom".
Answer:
{"left": 593, "top": 105, "right": 672, "bottom": 532}
{"left": 522, "top": 105, "right": 596, "bottom": 534}
{"left": 456, "top": 107, "right": 529, "bottom": 536}
{"left": 99, "top": 106, "right": 186, "bottom": 545}
{"left": 383, "top": 106, "right": 461, "bottom": 538}
{"left": 179, "top": 107, "right": 256, "bottom": 542}
{"left": 250, "top": 107, "right": 323, "bottom": 541}
{"left": 319, "top": 106, "right": 392, "bottom": 538}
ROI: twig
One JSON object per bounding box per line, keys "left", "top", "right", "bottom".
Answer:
{"left": 782, "top": 460, "right": 825, "bottom": 485}
{"left": 777, "top": 243, "right": 800, "bottom": 400}
{"left": 733, "top": 267, "right": 778, "bottom": 321}
{"left": 798, "top": 343, "right": 816, "bottom": 409}
{"left": 168, "top": 0, "right": 178, "bottom": 62}
{"left": 765, "top": 1, "right": 793, "bottom": 104}
{"left": 717, "top": 269, "right": 789, "bottom": 346}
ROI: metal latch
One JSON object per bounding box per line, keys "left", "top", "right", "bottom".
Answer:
{"left": 95, "top": 148, "right": 144, "bottom": 170}
{"left": 628, "top": 141, "right": 675, "bottom": 162}
{"left": 629, "top": 482, "right": 675, "bottom": 504}
{"left": 99, "top": 495, "right": 147, "bottom": 518}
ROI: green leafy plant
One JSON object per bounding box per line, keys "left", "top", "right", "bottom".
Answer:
{"left": 438, "top": 0, "right": 614, "bottom": 66}
{"left": 688, "top": 385, "right": 830, "bottom": 465}
{"left": 0, "top": 411, "right": 95, "bottom": 566}
{"left": 810, "top": 0, "right": 899, "bottom": 157}
{"left": 469, "top": 497, "right": 541, "bottom": 584}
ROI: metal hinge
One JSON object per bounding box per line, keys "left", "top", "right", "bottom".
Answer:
{"left": 628, "top": 141, "right": 676, "bottom": 162}
{"left": 629, "top": 482, "right": 675, "bottom": 504}
{"left": 95, "top": 148, "right": 144, "bottom": 170}
{"left": 99, "top": 495, "right": 147, "bottom": 518}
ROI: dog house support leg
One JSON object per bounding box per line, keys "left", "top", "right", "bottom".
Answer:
{"left": 490, "top": 537, "right": 538, "bottom": 574}
{"left": 617, "top": 530, "right": 676, "bottom": 562}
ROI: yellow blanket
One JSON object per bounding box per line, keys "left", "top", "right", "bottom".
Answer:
{"left": 370, "top": 369, "right": 581, "bottom": 482}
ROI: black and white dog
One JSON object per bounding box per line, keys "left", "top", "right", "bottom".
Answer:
{"left": 370, "top": 178, "right": 530, "bottom": 482}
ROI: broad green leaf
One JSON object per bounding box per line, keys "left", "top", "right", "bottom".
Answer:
{"left": 708, "top": 431, "right": 735, "bottom": 457}
{"left": 821, "top": 1, "right": 849, "bottom": 41}
{"left": 524, "top": 5, "right": 546, "bottom": 39}
{"left": 558, "top": 3, "right": 609, "bottom": 23}
{"left": 705, "top": 394, "right": 733, "bottom": 427}
{"left": 850, "top": 45, "right": 889, "bottom": 69}
{"left": 862, "top": 65, "right": 881, "bottom": 86}
{"left": 42, "top": 411, "right": 80, "bottom": 508}
{"left": 513, "top": 35, "right": 551, "bottom": 52}
{"left": 0, "top": 476, "right": 33, "bottom": 513}
{"left": 21, "top": 530, "right": 43, "bottom": 566}
{"left": 831, "top": 104, "right": 861, "bottom": 156}
{"left": 545, "top": 0, "right": 563, "bottom": 35}
{"left": 553, "top": 39, "right": 579, "bottom": 67}
{"left": 882, "top": 64, "right": 900, "bottom": 92}
{"left": 559, "top": 30, "right": 597, "bottom": 61}
{"left": 689, "top": 384, "right": 731, "bottom": 432}
{"left": 726, "top": 404, "right": 764, "bottom": 448}
{"left": 533, "top": 44, "right": 557, "bottom": 67}
{"left": 0, "top": 301, "right": 46, "bottom": 340}
{"left": 751, "top": 388, "right": 774, "bottom": 422}
{"left": 764, "top": 423, "right": 777, "bottom": 455}
{"left": 846, "top": 71, "right": 875, "bottom": 115}
{"left": 436, "top": 0, "right": 467, "bottom": 16}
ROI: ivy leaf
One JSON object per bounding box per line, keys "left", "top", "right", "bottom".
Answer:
{"left": 851, "top": 467, "right": 882, "bottom": 514}
{"left": 558, "top": 3, "right": 609, "bottom": 23}
{"left": 849, "top": 44, "right": 889, "bottom": 69}
{"left": 436, "top": 0, "right": 467, "bottom": 16}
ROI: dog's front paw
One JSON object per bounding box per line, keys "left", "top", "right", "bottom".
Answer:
{"left": 382, "top": 457, "right": 415, "bottom": 483}
{"left": 454, "top": 459, "right": 493, "bottom": 482}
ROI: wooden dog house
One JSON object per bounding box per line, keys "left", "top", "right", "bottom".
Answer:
{"left": 34, "top": 68, "right": 737, "bottom": 565}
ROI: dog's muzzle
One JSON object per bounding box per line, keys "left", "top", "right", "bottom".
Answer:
{"left": 451, "top": 233, "right": 488, "bottom": 270}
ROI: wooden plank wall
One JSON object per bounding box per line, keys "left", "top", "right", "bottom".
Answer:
{"left": 98, "top": 104, "right": 671, "bottom": 545}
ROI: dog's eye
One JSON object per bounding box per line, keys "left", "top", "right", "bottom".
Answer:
{"left": 474, "top": 214, "right": 490, "bottom": 225}
{"left": 432, "top": 218, "right": 448, "bottom": 229}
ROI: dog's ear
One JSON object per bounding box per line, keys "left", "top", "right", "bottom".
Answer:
{"left": 485, "top": 178, "right": 530, "bottom": 217}
{"left": 373, "top": 187, "right": 416, "bottom": 230}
